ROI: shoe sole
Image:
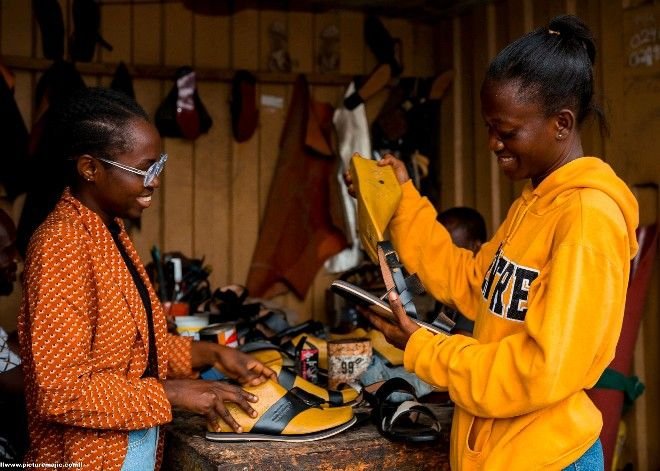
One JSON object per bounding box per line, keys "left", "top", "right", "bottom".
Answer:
{"left": 205, "top": 416, "right": 357, "bottom": 442}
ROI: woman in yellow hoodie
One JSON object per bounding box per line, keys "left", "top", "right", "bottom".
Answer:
{"left": 357, "top": 15, "right": 639, "bottom": 470}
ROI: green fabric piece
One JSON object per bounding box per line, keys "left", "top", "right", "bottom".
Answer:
{"left": 594, "top": 367, "right": 645, "bottom": 413}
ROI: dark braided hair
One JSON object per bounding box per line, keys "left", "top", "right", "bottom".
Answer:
{"left": 16, "top": 87, "right": 150, "bottom": 256}
{"left": 49, "top": 87, "right": 150, "bottom": 166}
{"left": 484, "top": 15, "right": 607, "bottom": 134}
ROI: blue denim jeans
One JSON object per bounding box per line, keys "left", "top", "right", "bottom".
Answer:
{"left": 562, "top": 439, "right": 604, "bottom": 470}
{"left": 121, "top": 426, "right": 159, "bottom": 471}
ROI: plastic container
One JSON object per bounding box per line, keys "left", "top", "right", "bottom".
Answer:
{"left": 175, "top": 314, "right": 210, "bottom": 340}
{"left": 199, "top": 322, "right": 239, "bottom": 348}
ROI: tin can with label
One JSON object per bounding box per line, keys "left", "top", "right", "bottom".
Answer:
{"left": 199, "top": 322, "right": 239, "bottom": 348}
{"left": 327, "top": 338, "right": 372, "bottom": 390}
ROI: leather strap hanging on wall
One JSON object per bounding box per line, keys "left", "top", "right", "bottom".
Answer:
{"left": 155, "top": 66, "right": 213, "bottom": 140}
{"left": 230, "top": 70, "right": 259, "bottom": 143}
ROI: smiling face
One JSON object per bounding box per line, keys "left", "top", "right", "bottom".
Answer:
{"left": 77, "top": 118, "right": 163, "bottom": 225}
{"left": 480, "top": 79, "right": 578, "bottom": 187}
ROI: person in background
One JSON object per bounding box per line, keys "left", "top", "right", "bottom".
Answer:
{"left": 351, "top": 15, "right": 638, "bottom": 470}
{"left": 436, "top": 206, "right": 487, "bottom": 335}
{"left": 0, "top": 208, "right": 27, "bottom": 464}
{"left": 18, "top": 87, "right": 275, "bottom": 470}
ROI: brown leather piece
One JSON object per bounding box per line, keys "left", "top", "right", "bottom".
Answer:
{"left": 246, "top": 75, "right": 347, "bottom": 300}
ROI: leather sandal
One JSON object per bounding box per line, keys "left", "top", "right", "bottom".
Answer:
{"left": 377, "top": 241, "right": 455, "bottom": 333}
{"left": 364, "top": 377, "right": 441, "bottom": 444}
{"left": 269, "top": 364, "right": 360, "bottom": 407}
{"left": 206, "top": 379, "right": 357, "bottom": 442}
{"left": 330, "top": 243, "right": 454, "bottom": 335}
{"left": 349, "top": 155, "right": 402, "bottom": 263}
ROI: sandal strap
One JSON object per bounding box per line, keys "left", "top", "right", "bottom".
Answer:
{"left": 383, "top": 400, "right": 441, "bottom": 433}
{"left": 289, "top": 386, "right": 326, "bottom": 407}
{"left": 374, "top": 377, "right": 417, "bottom": 404}
{"left": 251, "top": 389, "right": 318, "bottom": 435}
{"left": 276, "top": 365, "right": 297, "bottom": 390}
{"left": 377, "top": 241, "right": 424, "bottom": 318}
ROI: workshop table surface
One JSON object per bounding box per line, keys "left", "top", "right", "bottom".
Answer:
{"left": 163, "top": 405, "right": 453, "bottom": 471}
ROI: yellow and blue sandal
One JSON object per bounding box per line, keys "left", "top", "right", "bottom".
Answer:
{"left": 269, "top": 364, "right": 361, "bottom": 407}
{"left": 206, "top": 379, "right": 357, "bottom": 442}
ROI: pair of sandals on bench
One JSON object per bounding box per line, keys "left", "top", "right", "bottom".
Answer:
{"left": 204, "top": 373, "right": 442, "bottom": 444}
{"left": 206, "top": 243, "right": 442, "bottom": 444}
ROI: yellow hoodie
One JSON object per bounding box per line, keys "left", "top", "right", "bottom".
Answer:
{"left": 389, "top": 157, "right": 638, "bottom": 470}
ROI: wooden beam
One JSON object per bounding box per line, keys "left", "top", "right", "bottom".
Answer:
{"left": 0, "top": 54, "right": 355, "bottom": 85}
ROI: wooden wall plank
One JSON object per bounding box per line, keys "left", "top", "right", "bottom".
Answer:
{"left": 230, "top": 8, "right": 260, "bottom": 285}
{"left": 193, "top": 82, "right": 232, "bottom": 288}
{"left": 339, "top": 11, "right": 365, "bottom": 75}
{"left": 163, "top": 2, "right": 193, "bottom": 67}
{"left": 257, "top": 9, "right": 289, "bottom": 308}
{"left": 132, "top": 3, "right": 162, "bottom": 65}
{"left": 1, "top": 0, "right": 32, "bottom": 57}
{"left": 313, "top": 11, "right": 340, "bottom": 74}
{"left": 436, "top": 17, "right": 456, "bottom": 212}
{"left": 471, "top": 6, "right": 493, "bottom": 231}
{"left": 458, "top": 14, "right": 475, "bottom": 208}
{"left": 289, "top": 12, "right": 314, "bottom": 73}
{"left": 412, "top": 23, "right": 435, "bottom": 77}
{"left": 99, "top": 4, "right": 131, "bottom": 64}
{"left": 449, "top": 17, "right": 464, "bottom": 207}
{"left": 162, "top": 2, "right": 194, "bottom": 256}
{"left": 193, "top": 13, "right": 230, "bottom": 68}
{"left": 193, "top": 14, "right": 231, "bottom": 288}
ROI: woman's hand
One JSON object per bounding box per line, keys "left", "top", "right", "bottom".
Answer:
{"left": 191, "top": 342, "right": 276, "bottom": 386}
{"left": 378, "top": 154, "right": 411, "bottom": 184}
{"left": 342, "top": 153, "right": 411, "bottom": 197}
{"left": 360, "top": 291, "right": 420, "bottom": 350}
{"left": 163, "top": 379, "right": 258, "bottom": 433}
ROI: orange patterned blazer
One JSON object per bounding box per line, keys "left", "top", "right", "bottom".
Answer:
{"left": 18, "top": 189, "right": 193, "bottom": 470}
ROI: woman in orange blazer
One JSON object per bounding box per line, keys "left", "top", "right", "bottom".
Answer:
{"left": 18, "top": 87, "right": 274, "bottom": 470}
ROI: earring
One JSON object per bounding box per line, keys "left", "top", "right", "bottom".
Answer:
{"left": 557, "top": 131, "right": 567, "bottom": 140}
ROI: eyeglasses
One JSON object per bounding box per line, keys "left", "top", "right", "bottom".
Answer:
{"left": 96, "top": 153, "right": 168, "bottom": 187}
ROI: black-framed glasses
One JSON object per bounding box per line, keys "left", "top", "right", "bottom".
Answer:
{"left": 96, "top": 153, "right": 168, "bottom": 187}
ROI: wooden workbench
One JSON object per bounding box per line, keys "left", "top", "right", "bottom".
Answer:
{"left": 162, "top": 406, "right": 453, "bottom": 471}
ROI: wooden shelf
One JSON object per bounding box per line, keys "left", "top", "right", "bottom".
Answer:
{"left": 0, "top": 55, "right": 355, "bottom": 86}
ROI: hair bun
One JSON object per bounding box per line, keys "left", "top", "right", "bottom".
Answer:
{"left": 548, "top": 14, "right": 596, "bottom": 64}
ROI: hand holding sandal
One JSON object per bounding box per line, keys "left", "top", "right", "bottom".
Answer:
{"left": 206, "top": 379, "right": 357, "bottom": 442}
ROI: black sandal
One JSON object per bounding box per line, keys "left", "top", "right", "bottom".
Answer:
{"left": 364, "top": 377, "right": 441, "bottom": 444}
